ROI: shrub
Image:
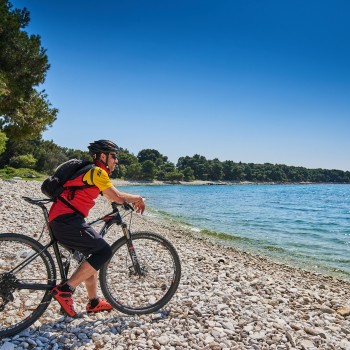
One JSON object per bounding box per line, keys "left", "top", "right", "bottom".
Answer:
{"left": 0, "top": 166, "right": 43, "bottom": 180}
{"left": 0, "top": 132, "right": 8, "bottom": 155}
{"left": 9, "top": 154, "right": 37, "bottom": 169}
{"left": 164, "top": 171, "right": 184, "bottom": 182}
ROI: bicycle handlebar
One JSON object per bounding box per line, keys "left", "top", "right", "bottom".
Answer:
{"left": 112, "top": 201, "right": 134, "bottom": 212}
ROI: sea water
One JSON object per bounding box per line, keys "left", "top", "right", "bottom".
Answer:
{"left": 121, "top": 184, "right": 350, "bottom": 280}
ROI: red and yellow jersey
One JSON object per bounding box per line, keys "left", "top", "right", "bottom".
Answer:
{"left": 82, "top": 166, "right": 113, "bottom": 191}
{"left": 48, "top": 162, "right": 113, "bottom": 221}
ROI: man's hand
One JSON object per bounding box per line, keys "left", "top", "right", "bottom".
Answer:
{"left": 102, "top": 187, "right": 145, "bottom": 214}
{"left": 133, "top": 198, "right": 145, "bottom": 214}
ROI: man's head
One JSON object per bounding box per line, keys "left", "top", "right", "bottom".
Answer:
{"left": 88, "top": 140, "right": 119, "bottom": 171}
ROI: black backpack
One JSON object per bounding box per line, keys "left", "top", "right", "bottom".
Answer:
{"left": 41, "top": 159, "right": 95, "bottom": 216}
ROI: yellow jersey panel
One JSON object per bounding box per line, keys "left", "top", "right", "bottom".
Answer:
{"left": 83, "top": 167, "right": 113, "bottom": 192}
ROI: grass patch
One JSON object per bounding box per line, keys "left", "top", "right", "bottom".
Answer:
{"left": 0, "top": 166, "right": 46, "bottom": 180}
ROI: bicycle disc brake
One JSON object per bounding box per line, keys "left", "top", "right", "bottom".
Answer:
{"left": 128, "top": 265, "right": 147, "bottom": 277}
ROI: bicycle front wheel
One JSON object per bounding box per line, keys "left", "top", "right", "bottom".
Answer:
{"left": 100, "top": 231, "right": 181, "bottom": 315}
{"left": 0, "top": 233, "right": 56, "bottom": 337}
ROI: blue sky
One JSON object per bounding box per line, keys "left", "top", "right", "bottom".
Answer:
{"left": 12, "top": 0, "right": 350, "bottom": 171}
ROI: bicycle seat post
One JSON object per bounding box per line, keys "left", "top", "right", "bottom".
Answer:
{"left": 40, "top": 205, "right": 50, "bottom": 226}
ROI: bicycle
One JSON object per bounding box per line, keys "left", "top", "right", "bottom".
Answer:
{"left": 0, "top": 196, "right": 181, "bottom": 337}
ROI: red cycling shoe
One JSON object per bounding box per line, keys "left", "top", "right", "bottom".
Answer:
{"left": 86, "top": 298, "right": 113, "bottom": 313}
{"left": 50, "top": 285, "right": 77, "bottom": 317}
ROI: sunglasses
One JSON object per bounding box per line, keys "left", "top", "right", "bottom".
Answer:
{"left": 110, "top": 154, "right": 118, "bottom": 160}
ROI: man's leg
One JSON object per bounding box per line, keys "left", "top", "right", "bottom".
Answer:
{"left": 50, "top": 261, "right": 96, "bottom": 317}
{"left": 68, "top": 243, "right": 112, "bottom": 294}
{"left": 68, "top": 245, "right": 113, "bottom": 313}
{"left": 83, "top": 271, "right": 112, "bottom": 313}
{"left": 50, "top": 216, "right": 113, "bottom": 315}
{"left": 67, "top": 260, "right": 97, "bottom": 290}
{"left": 83, "top": 244, "right": 114, "bottom": 312}
{"left": 84, "top": 271, "right": 98, "bottom": 299}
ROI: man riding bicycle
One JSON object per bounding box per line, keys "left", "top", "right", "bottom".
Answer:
{"left": 49, "top": 140, "right": 145, "bottom": 317}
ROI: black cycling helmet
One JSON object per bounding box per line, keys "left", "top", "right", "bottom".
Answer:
{"left": 88, "top": 139, "right": 119, "bottom": 156}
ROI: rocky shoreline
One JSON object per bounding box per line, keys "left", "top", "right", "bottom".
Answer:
{"left": 111, "top": 180, "right": 317, "bottom": 187}
{"left": 1, "top": 179, "right": 350, "bottom": 350}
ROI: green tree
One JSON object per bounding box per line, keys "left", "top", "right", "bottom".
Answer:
{"left": 209, "top": 158, "right": 224, "bottom": 181}
{"left": 0, "top": 137, "right": 38, "bottom": 167}
{"left": 115, "top": 164, "right": 127, "bottom": 178}
{"left": 231, "top": 163, "right": 245, "bottom": 181}
{"left": 162, "top": 162, "right": 176, "bottom": 173}
{"left": 222, "top": 160, "right": 244, "bottom": 181}
{"left": 137, "top": 149, "right": 167, "bottom": 166}
{"left": 0, "top": 0, "right": 58, "bottom": 140}
{"left": 157, "top": 162, "right": 177, "bottom": 180}
{"left": 252, "top": 164, "right": 266, "bottom": 181}
{"left": 64, "top": 148, "right": 90, "bottom": 160}
{"left": 182, "top": 166, "right": 195, "bottom": 181}
{"left": 118, "top": 148, "right": 138, "bottom": 167}
{"left": 0, "top": 131, "right": 7, "bottom": 155}
{"left": 34, "top": 140, "right": 68, "bottom": 173}
{"left": 125, "top": 163, "right": 142, "bottom": 180}
{"left": 222, "top": 160, "right": 235, "bottom": 180}
{"left": 177, "top": 154, "right": 209, "bottom": 180}
{"left": 270, "top": 165, "right": 288, "bottom": 182}
{"left": 165, "top": 171, "right": 184, "bottom": 182}
{"left": 141, "top": 160, "right": 157, "bottom": 180}
{"left": 244, "top": 164, "right": 253, "bottom": 181}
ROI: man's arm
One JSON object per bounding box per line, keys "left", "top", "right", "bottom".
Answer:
{"left": 102, "top": 186, "right": 145, "bottom": 214}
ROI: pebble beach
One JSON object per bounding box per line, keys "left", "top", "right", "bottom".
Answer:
{"left": 1, "top": 179, "right": 350, "bottom": 350}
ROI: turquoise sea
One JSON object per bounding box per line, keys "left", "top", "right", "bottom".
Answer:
{"left": 122, "top": 184, "right": 350, "bottom": 280}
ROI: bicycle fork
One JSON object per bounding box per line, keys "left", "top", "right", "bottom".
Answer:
{"left": 121, "top": 223, "right": 143, "bottom": 276}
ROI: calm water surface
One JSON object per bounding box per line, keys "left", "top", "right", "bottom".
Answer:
{"left": 121, "top": 184, "right": 350, "bottom": 280}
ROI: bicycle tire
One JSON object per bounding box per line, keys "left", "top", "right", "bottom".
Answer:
{"left": 99, "top": 231, "right": 181, "bottom": 315}
{"left": 0, "top": 233, "right": 56, "bottom": 337}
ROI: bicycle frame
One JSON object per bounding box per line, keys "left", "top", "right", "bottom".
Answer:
{"left": 9, "top": 197, "right": 142, "bottom": 293}
{"left": 89, "top": 203, "right": 143, "bottom": 275}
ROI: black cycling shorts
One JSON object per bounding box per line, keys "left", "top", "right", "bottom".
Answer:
{"left": 50, "top": 213, "right": 108, "bottom": 257}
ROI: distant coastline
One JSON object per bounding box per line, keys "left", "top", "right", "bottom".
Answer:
{"left": 111, "top": 179, "right": 346, "bottom": 186}
{"left": 1, "top": 177, "right": 347, "bottom": 186}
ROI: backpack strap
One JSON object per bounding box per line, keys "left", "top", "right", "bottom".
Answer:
{"left": 90, "top": 166, "right": 95, "bottom": 184}
{"left": 58, "top": 164, "right": 97, "bottom": 216}
{"left": 65, "top": 165, "right": 97, "bottom": 200}
{"left": 56, "top": 195, "right": 85, "bottom": 217}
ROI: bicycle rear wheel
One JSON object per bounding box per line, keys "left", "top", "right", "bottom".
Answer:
{"left": 0, "top": 233, "right": 56, "bottom": 337}
{"left": 100, "top": 231, "right": 181, "bottom": 315}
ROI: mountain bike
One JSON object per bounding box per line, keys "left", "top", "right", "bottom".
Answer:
{"left": 0, "top": 196, "right": 181, "bottom": 337}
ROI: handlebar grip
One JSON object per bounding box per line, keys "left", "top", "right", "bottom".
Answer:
{"left": 123, "top": 202, "right": 134, "bottom": 211}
